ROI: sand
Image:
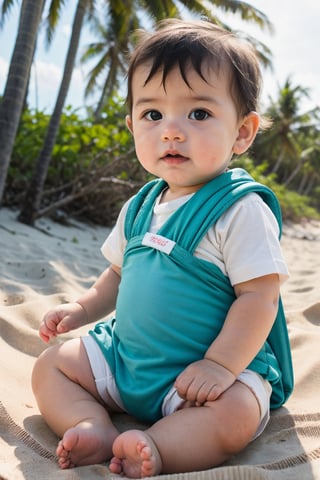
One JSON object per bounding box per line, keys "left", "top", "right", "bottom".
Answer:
{"left": 1, "top": 206, "right": 320, "bottom": 480}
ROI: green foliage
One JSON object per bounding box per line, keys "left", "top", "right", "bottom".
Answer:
{"left": 233, "top": 157, "right": 320, "bottom": 222}
{"left": 5, "top": 98, "right": 147, "bottom": 225}
{"left": 250, "top": 77, "right": 320, "bottom": 217}
{"left": 4, "top": 83, "right": 320, "bottom": 226}
{"left": 9, "top": 109, "right": 48, "bottom": 178}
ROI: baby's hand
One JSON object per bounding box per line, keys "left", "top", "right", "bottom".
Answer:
{"left": 39, "top": 302, "right": 87, "bottom": 343}
{"left": 174, "top": 359, "right": 236, "bottom": 406}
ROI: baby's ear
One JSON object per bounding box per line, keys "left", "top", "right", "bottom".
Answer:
{"left": 232, "top": 112, "right": 260, "bottom": 155}
{"left": 126, "top": 115, "right": 133, "bottom": 134}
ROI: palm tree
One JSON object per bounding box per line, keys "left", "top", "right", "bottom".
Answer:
{"left": 0, "top": 0, "right": 45, "bottom": 203}
{"left": 80, "top": 6, "right": 139, "bottom": 121}
{"left": 296, "top": 140, "right": 320, "bottom": 198}
{"left": 18, "top": 0, "right": 95, "bottom": 225}
{"left": 17, "top": 0, "right": 273, "bottom": 225}
{"left": 252, "top": 77, "right": 320, "bottom": 184}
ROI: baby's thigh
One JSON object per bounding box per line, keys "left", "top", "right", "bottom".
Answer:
{"left": 38, "top": 338, "right": 99, "bottom": 400}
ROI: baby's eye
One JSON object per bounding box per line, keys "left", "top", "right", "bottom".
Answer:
{"left": 144, "top": 110, "right": 162, "bottom": 121}
{"left": 189, "top": 109, "right": 209, "bottom": 121}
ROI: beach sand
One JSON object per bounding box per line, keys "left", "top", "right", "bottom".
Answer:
{"left": 1, "top": 207, "right": 320, "bottom": 480}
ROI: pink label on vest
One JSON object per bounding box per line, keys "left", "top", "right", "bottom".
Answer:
{"left": 142, "top": 232, "right": 176, "bottom": 255}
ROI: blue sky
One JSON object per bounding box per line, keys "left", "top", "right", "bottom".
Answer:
{"left": 0, "top": 0, "right": 319, "bottom": 115}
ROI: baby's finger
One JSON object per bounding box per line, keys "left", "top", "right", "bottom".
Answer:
{"left": 193, "top": 382, "right": 214, "bottom": 405}
{"left": 39, "top": 327, "right": 56, "bottom": 343}
{"left": 182, "top": 378, "right": 207, "bottom": 403}
{"left": 174, "top": 374, "right": 194, "bottom": 400}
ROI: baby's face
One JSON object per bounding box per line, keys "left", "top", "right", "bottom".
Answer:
{"left": 126, "top": 63, "right": 258, "bottom": 198}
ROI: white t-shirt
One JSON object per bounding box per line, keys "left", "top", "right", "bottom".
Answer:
{"left": 101, "top": 191, "right": 289, "bottom": 286}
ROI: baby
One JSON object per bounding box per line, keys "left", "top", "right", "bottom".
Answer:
{"left": 32, "top": 19, "right": 293, "bottom": 478}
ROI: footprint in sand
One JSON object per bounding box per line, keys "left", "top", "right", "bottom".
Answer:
{"left": 303, "top": 303, "right": 320, "bottom": 326}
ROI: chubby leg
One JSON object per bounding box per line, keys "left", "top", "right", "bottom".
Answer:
{"left": 110, "top": 381, "right": 260, "bottom": 478}
{"left": 32, "top": 338, "right": 120, "bottom": 468}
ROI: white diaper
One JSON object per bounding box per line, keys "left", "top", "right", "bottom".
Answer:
{"left": 82, "top": 335, "right": 126, "bottom": 411}
{"left": 82, "top": 335, "right": 271, "bottom": 440}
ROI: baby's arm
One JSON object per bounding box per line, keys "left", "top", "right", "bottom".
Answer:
{"left": 39, "top": 264, "right": 121, "bottom": 342}
{"left": 175, "top": 273, "right": 280, "bottom": 405}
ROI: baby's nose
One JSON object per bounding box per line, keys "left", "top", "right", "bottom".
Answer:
{"left": 161, "top": 122, "right": 186, "bottom": 142}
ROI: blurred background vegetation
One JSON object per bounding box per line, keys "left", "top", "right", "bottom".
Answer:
{"left": 0, "top": 0, "right": 319, "bottom": 227}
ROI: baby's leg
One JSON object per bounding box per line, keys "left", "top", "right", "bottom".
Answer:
{"left": 110, "top": 381, "right": 260, "bottom": 478}
{"left": 32, "top": 338, "right": 119, "bottom": 468}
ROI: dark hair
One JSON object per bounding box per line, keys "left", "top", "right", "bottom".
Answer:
{"left": 126, "top": 19, "right": 268, "bottom": 127}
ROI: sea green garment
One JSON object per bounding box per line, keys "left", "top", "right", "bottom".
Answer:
{"left": 90, "top": 168, "right": 294, "bottom": 423}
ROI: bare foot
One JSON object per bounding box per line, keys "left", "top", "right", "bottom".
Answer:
{"left": 109, "top": 429, "right": 162, "bottom": 478}
{"left": 56, "top": 421, "right": 117, "bottom": 469}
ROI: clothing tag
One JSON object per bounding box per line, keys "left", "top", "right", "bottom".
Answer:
{"left": 142, "top": 232, "right": 176, "bottom": 255}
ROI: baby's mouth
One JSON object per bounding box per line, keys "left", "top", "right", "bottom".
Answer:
{"left": 161, "top": 152, "right": 188, "bottom": 163}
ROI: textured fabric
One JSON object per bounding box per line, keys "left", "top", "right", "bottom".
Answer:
{"left": 90, "top": 168, "right": 294, "bottom": 423}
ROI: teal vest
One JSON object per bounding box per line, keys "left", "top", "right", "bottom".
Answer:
{"left": 90, "top": 168, "right": 294, "bottom": 423}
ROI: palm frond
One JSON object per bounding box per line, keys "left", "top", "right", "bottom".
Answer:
{"left": 0, "top": 0, "right": 17, "bottom": 28}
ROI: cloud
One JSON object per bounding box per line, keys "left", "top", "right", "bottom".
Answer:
{"left": 0, "top": 57, "right": 9, "bottom": 91}
{"left": 28, "top": 60, "right": 86, "bottom": 111}
{"left": 61, "top": 23, "right": 72, "bottom": 39}
{"left": 27, "top": 61, "right": 60, "bottom": 110}
{"left": 30, "top": 61, "right": 62, "bottom": 89}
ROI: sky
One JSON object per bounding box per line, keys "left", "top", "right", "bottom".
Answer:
{"left": 0, "top": 0, "right": 319, "bottom": 116}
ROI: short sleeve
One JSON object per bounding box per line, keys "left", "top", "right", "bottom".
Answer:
{"left": 100, "top": 198, "right": 131, "bottom": 267}
{"left": 213, "top": 193, "right": 289, "bottom": 286}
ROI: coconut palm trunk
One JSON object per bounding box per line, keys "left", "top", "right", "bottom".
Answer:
{"left": 18, "top": 0, "right": 88, "bottom": 225}
{"left": 0, "top": 0, "right": 44, "bottom": 204}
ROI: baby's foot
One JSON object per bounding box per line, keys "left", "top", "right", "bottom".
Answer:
{"left": 56, "top": 421, "right": 115, "bottom": 469}
{"left": 109, "top": 429, "right": 162, "bottom": 478}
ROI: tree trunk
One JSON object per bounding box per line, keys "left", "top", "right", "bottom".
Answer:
{"left": 302, "top": 175, "right": 316, "bottom": 196}
{"left": 297, "top": 173, "right": 308, "bottom": 195}
{"left": 0, "top": 0, "right": 44, "bottom": 203}
{"left": 271, "top": 149, "right": 285, "bottom": 174}
{"left": 283, "top": 158, "right": 306, "bottom": 187}
{"left": 18, "top": 0, "right": 88, "bottom": 225}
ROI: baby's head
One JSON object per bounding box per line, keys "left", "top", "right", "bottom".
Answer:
{"left": 126, "top": 19, "right": 264, "bottom": 124}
